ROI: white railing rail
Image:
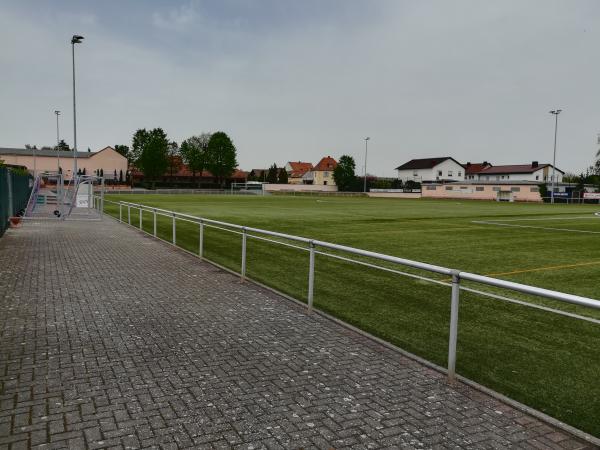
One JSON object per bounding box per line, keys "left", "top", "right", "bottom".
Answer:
{"left": 97, "top": 198, "right": 600, "bottom": 381}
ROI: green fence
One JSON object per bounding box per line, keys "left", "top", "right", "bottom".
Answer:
{"left": 0, "top": 166, "right": 32, "bottom": 237}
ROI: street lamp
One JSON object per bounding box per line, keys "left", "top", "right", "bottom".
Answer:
{"left": 54, "top": 110, "right": 61, "bottom": 173}
{"left": 71, "top": 34, "right": 84, "bottom": 179}
{"left": 363, "top": 137, "right": 370, "bottom": 193}
{"left": 549, "top": 109, "right": 562, "bottom": 204}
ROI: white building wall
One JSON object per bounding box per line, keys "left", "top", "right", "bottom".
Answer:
{"left": 397, "top": 159, "right": 464, "bottom": 182}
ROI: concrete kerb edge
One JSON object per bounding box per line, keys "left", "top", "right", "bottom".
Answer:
{"left": 105, "top": 212, "right": 600, "bottom": 447}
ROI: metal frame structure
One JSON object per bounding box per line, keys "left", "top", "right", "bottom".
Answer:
{"left": 97, "top": 198, "right": 600, "bottom": 383}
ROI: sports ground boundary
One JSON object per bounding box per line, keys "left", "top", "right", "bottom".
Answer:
{"left": 103, "top": 211, "right": 600, "bottom": 447}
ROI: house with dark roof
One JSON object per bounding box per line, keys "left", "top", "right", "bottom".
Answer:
{"left": 395, "top": 157, "right": 465, "bottom": 183}
{"left": 464, "top": 162, "right": 492, "bottom": 180}
{"left": 474, "top": 161, "right": 564, "bottom": 183}
{"left": 303, "top": 156, "right": 337, "bottom": 185}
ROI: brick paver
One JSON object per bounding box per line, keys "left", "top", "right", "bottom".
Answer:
{"left": 0, "top": 220, "right": 596, "bottom": 449}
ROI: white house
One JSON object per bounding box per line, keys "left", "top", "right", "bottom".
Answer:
{"left": 395, "top": 157, "right": 465, "bottom": 183}
{"left": 474, "top": 162, "right": 564, "bottom": 183}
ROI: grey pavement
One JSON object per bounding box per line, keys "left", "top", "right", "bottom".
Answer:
{"left": 0, "top": 219, "right": 595, "bottom": 449}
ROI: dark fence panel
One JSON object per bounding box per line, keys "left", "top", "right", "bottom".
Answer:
{"left": 0, "top": 167, "right": 32, "bottom": 237}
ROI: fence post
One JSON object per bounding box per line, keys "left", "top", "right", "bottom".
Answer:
{"left": 119, "top": 203, "right": 122, "bottom": 222}
{"left": 172, "top": 213, "right": 176, "bottom": 245}
{"left": 139, "top": 207, "right": 143, "bottom": 229}
{"left": 307, "top": 241, "right": 315, "bottom": 313}
{"left": 447, "top": 269, "right": 461, "bottom": 381}
{"left": 153, "top": 209, "right": 157, "bottom": 237}
{"left": 128, "top": 205, "right": 131, "bottom": 225}
{"left": 241, "top": 227, "right": 247, "bottom": 281}
{"left": 199, "top": 220, "right": 204, "bottom": 259}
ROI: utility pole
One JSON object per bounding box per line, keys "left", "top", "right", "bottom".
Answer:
{"left": 363, "top": 137, "right": 370, "bottom": 193}
{"left": 549, "top": 109, "right": 562, "bottom": 204}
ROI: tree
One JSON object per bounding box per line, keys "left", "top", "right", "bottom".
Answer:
{"left": 137, "top": 130, "right": 169, "bottom": 188}
{"left": 266, "top": 164, "right": 278, "bottom": 184}
{"left": 119, "top": 169, "right": 123, "bottom": 183}
{"left": 54, "top": 140, "right": 70, "bottom": 151}
{"left": 131, "top": 128, "right": 150, "bottom": 165}
{"left": 278, "top": 167, "right": 288, "bottom": 184}
{"left": 333, "top": 155, "right": 357, "bottom": 191}
{"left": 167, "top": 141, "right": 180, "bottom": 177}
{"left": 180, "top": 133, "right": 211, "bottom": 186}
{"left": 206, "top": 132, "right": 238, "bottom": 187}
{"left": 114, "top": 144, "right": 130, "bottom": 161}
{"left": 82, "top": 168, "right": 86, "bottom": 175}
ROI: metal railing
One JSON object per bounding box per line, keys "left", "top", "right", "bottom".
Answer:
{"left": 98, "top": 198, "right": 600, "bottom": 381}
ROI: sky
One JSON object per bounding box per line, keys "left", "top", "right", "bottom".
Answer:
{"left": 1, "top": 0, "right": 599, "bottom": 176}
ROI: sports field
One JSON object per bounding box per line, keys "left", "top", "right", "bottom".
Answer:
{"left": 104, "top": 194, "right": 600, "bottom": 436}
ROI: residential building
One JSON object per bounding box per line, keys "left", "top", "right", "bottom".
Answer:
{"left": 464, "top": 162, "right": 492, "bottom": 180}
{"left": 0, "top": 146, "right": 127, "bottom": 180}
{"left": 395, "top": 157, "right": 465, "bottom": 183}
{"left": 422, "top": 181, "right": 542, "bottom": 202}
{"left": 303, "top": 156, "right": 337, "bottom": 185}
{"left": 285, "top": 161, "right": 313, "bottom": 184}
{"left": 474, "top": 162, "right": 564, "bottom": 183}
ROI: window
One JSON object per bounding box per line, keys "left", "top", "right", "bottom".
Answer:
{"left": 507, "top": 176, "right": 509, "bottom": 179}
{"left": 536, "top": 175, "right": 539, "bottom": 180}
{"left": 426, "top": 185, "right": 437, "bottom": 191}
{"left": 530, "top": 187, "right": 539, "bottom": 192}
{"left": 448, "top": 171, "right": 453, "bottom": 177}
{"left": 445, "top": 186, "right": 453, "bottom": 191}
{"left": 476, "top": 186, "right": 484, "bottom": 191}
{"left": 501, "top": 176, "right": 505, "bottom": 179}
{"left": 413, "top": 171, "right": 418, "bottom": 177}
{"left": 323, "top": 171, "right": 328, "bottom": 177}
{"left": 458, "top": 171, "right": 462, "bottom": 177}
{"left": 438, "top": 170, "right": 443, "bottom": 176}
{"left": 511, "top": 187, "right": 520, "bottom": 192}
{"left": 323, "top": 181, "right": 327, "bottom": 185}
{"left": 460, "top": 186, "right": 468, "bottom": 189}
{"left": 492, "top": 187, "right": 500, "bottom": 192}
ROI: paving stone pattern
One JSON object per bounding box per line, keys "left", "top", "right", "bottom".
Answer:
{"left": 0, "top": 220, "right": 595, "bottom": 449}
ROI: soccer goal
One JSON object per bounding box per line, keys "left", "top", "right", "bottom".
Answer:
{"left": 230, "top": 182, "right": 266, "bottom": 195}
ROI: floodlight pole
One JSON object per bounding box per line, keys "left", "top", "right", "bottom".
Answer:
{"left": 549, "top": 109, "right": 562, "bottom": 204}
{"left": 54, "top": 110, "right": 61, "bottom": 173}
{"left": 71, "top": 35, "right": 84, "bottom": 180}
{"left": 363, "top": 137, "right": 370, "bottom": 193}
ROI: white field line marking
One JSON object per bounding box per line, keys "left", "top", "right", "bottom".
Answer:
{"left": 472, "top": 220, "right": 600, "bottom": 234}
{"left": 478, "top": 215, "right": 600, "bottom": 223}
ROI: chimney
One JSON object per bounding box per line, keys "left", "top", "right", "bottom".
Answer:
{"left": 532, "top": 161, "right": 538, "bottom": 168}
{"left": 483, "top": 161, "right": 488, "bottom": 166}
{"left": 466, "top": 162, "right": 471, "bottom": 167}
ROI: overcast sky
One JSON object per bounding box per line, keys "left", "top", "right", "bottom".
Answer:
{"left": 1, "top": 0, "right": 599, "bottom": 176}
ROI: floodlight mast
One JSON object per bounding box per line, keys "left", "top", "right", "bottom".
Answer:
{"left": 54, "top": 110, "right": 61, "bottom": 173}
{"left": 363, "top": 137, "right": 370, "bottom": 193}
{"left": 549, "top": 109, "right": 562, "bottom": 204}
{"left": 71, "top": 35, "right": 84, "bottom": 179}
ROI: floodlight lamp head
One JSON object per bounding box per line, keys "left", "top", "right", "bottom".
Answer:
{"left": 54, "top": 110, "right": 60, "bottom": 115}
{"left": 71, "top": 35, "right": 84, "bottom": 44}
{"left": 365, "top": 137, "right": 370, "bottom": 141}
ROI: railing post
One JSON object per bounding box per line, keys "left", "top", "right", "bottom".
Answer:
{"left": 199, "top": 220, "right": 204, "bottom": 259}
{"left": 139, "top": 207, "right": 143, "bottom": 229}
{"left": 241, "top": 227, "right": 247, "bottom": 281}
{"left": 119, "top": 203, "right": 122, "bottom": 222}
{"left": 153, "top": 209, "right": 157, "bottom": 237}
{"left": 172, "top": 213, "right": 176, "bottom": 245}
{"left": 448, "top": 270, "right": 461, "bottom": 381}
{"left": 128, "top": 205, "right": 131, "bottom": 225}
{"left": 307, "top": 241, "right": 316, "bottom": 313}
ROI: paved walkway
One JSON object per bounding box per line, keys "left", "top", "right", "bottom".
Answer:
{"left": 0, "top": 219, "right": 594, "bottom": 449}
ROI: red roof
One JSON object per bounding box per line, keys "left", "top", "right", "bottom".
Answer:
{"left": 464, "top": 162, "right": 492, "bottom": 175}
{"left": 313, "top": 156, "right": 337, "bottom": 171}
{"left": 477, "top": 164, "right": 561, "bottom": 175}
{"left": 287, "top": 161, "right": 313, "bottom": 177}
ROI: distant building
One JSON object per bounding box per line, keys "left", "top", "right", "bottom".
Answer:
{"left": 464, "top": 162, "right": 492, "bottom": 180}
{"left": 395, "top": 157, "right": 465, "bottom": 183}
{"left": 303, "top": 156, "right": 337, "bottom": 185}
{"left": 0, "top": 146, "right": 127, "bottom": 180}
{"left": 284, "top": 161, "right": 313, "bottom": 184}
{"left": 474, "top": 162, "right": 564, "bottom": 183}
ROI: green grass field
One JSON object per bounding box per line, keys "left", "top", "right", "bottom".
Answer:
{"left": 104, "top": 194, "right": 600, "bottom": 436}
